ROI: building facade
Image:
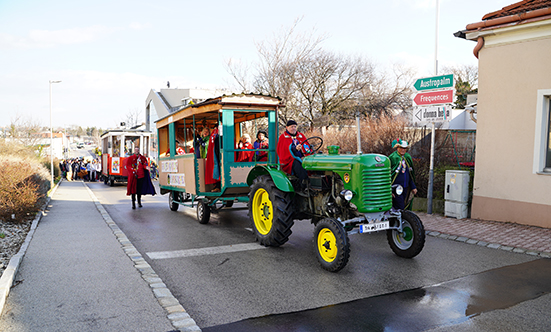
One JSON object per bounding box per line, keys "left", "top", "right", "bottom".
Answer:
{"left": 457, "top": 0, "right": 551, "bottom": 227}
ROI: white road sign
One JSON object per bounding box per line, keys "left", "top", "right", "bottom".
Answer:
{"left": 413, "top": 105, "right": 451, "bottom": 123}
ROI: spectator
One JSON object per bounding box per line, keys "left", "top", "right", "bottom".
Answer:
{"left": 194, "top": 127, "right": 210, "bottom": 159}
{"left": 95, "top": 159, "right": 102, "bottom": 181}
{"left": 253, "top": 130, "right": 269, "bottom": 162}
{"left": 90, "top": 160, "right": 97, "bottom": 182}
{"left": 236, "top": 134, "right": 254, "bottom": 162}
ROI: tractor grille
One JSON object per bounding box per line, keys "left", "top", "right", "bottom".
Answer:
{"left": 361, "top": 167, "right": 393, "bottom": 212}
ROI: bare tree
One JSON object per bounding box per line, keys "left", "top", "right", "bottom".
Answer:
{"left": 227, "top": 18, "right": 326, "bottom": 126}
{"left": 122, "top": 108, "right": 143, "bottom": 128}
{"left": 292, "top": 52, "right": 376, "bottom": 128}
{"left": 442, "top": 64, "right": 478, "bottom": 88}
{"left": 441, "top": 64, "right": 478, "bottom": 109}
{"left": 227, "top": 19, "right": 416, "bottom": 129}
{"left": 225, "top": 58, "right": 251, "bottom": 93}
{"left": 354, "top": 63, "right": 416, "bottom": 119}
{"left": 8, "top": 115, "right": 44, "bottom": 148}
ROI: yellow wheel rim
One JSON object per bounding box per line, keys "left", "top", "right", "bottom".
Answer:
{"left": 317, "top": 228, "right": 337, "bottom": 262}
{"left": 252, "top": 188, "right": 273, "bottom": 235}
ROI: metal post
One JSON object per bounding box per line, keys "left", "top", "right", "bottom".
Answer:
{"left": 435, "top": 0, "right": 439, "bottom": 75}
{"left": 49, "top": 80, "right": 62, "bottom": 188}
{"left": 356, "top": 112, "right": 362, "bottom": 154}
{"left": 427, "top": 0, "right": 440, "bottom": 213}
{"left": 427, "top": 122, "right": 435, "bottom": 214}
{"left": 49, "top": 83, "right": 53, "bottom": 188}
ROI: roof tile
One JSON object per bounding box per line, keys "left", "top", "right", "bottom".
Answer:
{"left": 482, "top": 0, "right": 551, "bottom": 20}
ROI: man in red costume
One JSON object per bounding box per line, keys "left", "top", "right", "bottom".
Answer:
{"left": 277, "top": 120, "right": 310, "bottom": 188}
{"left": 126, "top": 147, "right": 149, "bottom": 209}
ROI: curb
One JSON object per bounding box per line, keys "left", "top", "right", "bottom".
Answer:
{"left": 0, "top": 180, "right": 61, "bottom": 318}
{"left": 426, "top": 230, "right": 551, "bottom": 258}
{"left": 83, "top": 183, "right": 202, "bottom": 332}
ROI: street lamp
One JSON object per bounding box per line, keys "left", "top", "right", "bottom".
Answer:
{"left": 49, "top": 80, "right": 62, "bottom": 188}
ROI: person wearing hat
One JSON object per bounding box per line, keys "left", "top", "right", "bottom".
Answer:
{"left": 389, "top": 139, "right": 417, "bottom": 210}
{"left": 277, "top": 120, "right": 310, "bottom": 189}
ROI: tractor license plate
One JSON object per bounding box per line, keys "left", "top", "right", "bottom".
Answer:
{"left": 359, "top": 221, "right": 390, "bottom": 233}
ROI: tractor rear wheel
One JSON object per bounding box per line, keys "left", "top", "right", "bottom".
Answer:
{"left": 313, "top": 218, "right": 350, "bottom": 272}
{"left": 249, "top": 175, "right": 294, "bottom": 247}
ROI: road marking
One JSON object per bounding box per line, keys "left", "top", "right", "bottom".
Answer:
{"left": 146, "top": 242, "right": 267, "bottom": 260}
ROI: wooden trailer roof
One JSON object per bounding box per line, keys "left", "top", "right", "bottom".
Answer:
{"left": 100, "top": 129, "right": 152, "bottom": 138}
{"left": 155, "top": 94, "right": 283, "bottom": 129}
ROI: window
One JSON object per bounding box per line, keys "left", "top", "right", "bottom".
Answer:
{"left": 533, "top": 89, "right": 551, "bottom": 174}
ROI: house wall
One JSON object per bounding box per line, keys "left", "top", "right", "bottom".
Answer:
{"left": 472, "top": 27, "right": 551, "bottom": 227}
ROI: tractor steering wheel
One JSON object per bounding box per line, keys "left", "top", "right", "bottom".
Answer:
{"left": 302, "top": 136, "right": 324, "bottom": 155}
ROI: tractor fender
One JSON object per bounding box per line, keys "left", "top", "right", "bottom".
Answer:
{"left": 246, "top": 165, "right": 295, "bottom": 193}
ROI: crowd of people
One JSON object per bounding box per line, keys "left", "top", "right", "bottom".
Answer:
{"left": 59, "top": 158, "right": 102, "bottom": 182}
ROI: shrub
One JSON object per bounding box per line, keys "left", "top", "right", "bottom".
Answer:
{"left": 0, "top": 141, "right": 50, "bottom": 222}
{"left": 320, "top": 116, "right": 416, "bottom": 156}
{"left": 316, "top": 116, "right": 475, "bottom": 201}
{"left": 40, "top": 157, "right": 61, "bottom": 180}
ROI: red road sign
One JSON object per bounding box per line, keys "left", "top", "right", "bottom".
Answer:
{"left": 413, "top": 89, "right": 453, "bottom": 106}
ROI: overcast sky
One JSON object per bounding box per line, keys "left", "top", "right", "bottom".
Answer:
{"left": 0, "top": 0, "right": 512, "bottom": 129}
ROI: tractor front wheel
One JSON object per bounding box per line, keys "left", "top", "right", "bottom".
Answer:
{"left": 313, "top": 218, "right": 350, "bottom": 272}
{"left": 248, "top": 175, "right": 294, "bottom": 247}
{"left": 387, "top": 210, "right": 425, "bottom": 258}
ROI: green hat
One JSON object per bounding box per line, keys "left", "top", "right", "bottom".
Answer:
{"left": 392, "top": 139, "right": 409, "bottom": 149}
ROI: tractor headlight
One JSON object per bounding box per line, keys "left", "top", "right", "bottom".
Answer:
{"left": 392, "top": 184, "right": 404, "bottom": 196}
{"left": 340, "top": 190, "right": 354, "bottom": 201}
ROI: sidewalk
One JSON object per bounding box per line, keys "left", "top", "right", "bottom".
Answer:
{"left": 0, "top": 181, "right": 199, "bottom": 332}
{"left": 419, "top": 212, "right": 551, "bottom": 257}
{"left": 0, "top": 181, "right": 550, "bottom": 331}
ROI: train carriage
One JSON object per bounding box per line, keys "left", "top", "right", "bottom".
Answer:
{"left": 100, "top": 129, "right": 152, "bottom": 186}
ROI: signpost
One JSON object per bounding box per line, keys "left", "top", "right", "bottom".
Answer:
{"left": 413, "top": 90, "right": 454, "bottom": 106}
{"left": 413, "top": 74, "right": 453, "bottom": 91}
{"left": 412, "top": 74, "right": 454, "bottom": 215}
{"left": 413, "top": 105, "right": 451, "bottom": 122}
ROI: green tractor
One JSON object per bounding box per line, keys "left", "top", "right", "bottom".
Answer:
{"left": 247, "top": 138, "right": 425, "bottom": 272}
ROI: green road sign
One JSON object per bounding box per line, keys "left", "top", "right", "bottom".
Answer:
{"left": 414, "top": 74, "right": 454, "bottom": 91}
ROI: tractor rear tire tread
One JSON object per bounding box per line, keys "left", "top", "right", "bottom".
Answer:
{"left": 249, "top": 175, "right": 294, "bottom": 247}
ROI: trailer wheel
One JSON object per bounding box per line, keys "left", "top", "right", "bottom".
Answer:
{"left": 169, "top": 191, "right": 179, "bottom": 211}
{"left": 197, "top": 200, "right": 211, "bottom": 224}
{"left": 103, "top": 176, "right": 108, "bottom": 185}
{"left": 109, "top": 177, "right": 114, "bottom": 186}
{"left": 387, "top": 210, "right": 425, "bottom": 258}
{"left": 249, "top": 175, "right": 294, "bottom": 247}
{"left": 313, "top": 218, "right": 350, "bottom": 272}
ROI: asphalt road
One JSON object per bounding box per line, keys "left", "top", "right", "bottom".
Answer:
{"left": 88, "top": 181, "right": 550, "bottom": 331}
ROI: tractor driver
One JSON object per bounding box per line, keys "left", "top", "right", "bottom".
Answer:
{"left": 277, "top": 120, "right": 310, "bottom": 190}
